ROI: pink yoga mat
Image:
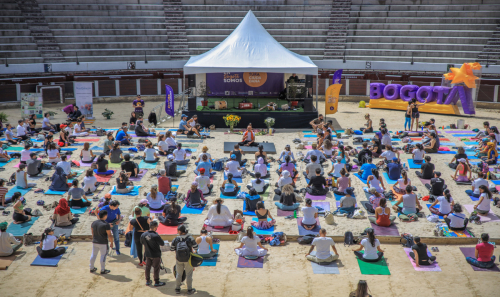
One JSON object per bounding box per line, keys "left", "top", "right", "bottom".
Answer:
{"left": 277, "top": 209, "right": 294, "bottom": 216}
{"left": 237, "top": 256, "right": 264, "bottom": 268}
{"left": 403, "top": 248, "right": 441, "bottom": 272}
{"left": 305, "top": 193, "right": 326, "bottom": 200}
{"left": 463, "top": 205, "right": 500, "bottom": 222}
{"left": 13, "top": 159, "right": 41, "bottom": 168}
{"left": 75, "top": 138, "right": 100, "bottom": 142}
{"left": 94, "top": 170, "right": 116, "bottom": 182}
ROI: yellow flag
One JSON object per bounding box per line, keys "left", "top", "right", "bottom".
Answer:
{"left": 325, "top": 84, "right": 342, "bottom": 114}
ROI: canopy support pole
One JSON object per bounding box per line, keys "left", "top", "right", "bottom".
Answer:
{"left": 315, "top": 74, "right": 319, "bottom": 112}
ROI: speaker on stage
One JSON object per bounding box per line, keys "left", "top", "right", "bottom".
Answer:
{"left": 303, "top": 98, "right": 313, "bottom": 112}
{"left": 188, "top": 96, "right": 196, "bottom": 111}
{"left": 188, "top": 74, "right": 196, "bottom": 87}
{"left": 305, "top": 75, "right": 313, "bottom": 88}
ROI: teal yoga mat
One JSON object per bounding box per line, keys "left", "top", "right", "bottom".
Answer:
{"left": 70, "top": 207, "right": 88, "bottom": 214}
{"left": 0, "top": 158, "right": 14, "bottom": 167}
{"left": 6, "top": 217, "right": 39, "bottom": 236}
{"left": 110, "top": 185, "right": 141, "bottom": 196}
{"left": 219, "top": 192, "right": 240, "bottom": 199}
{"left": 6, "top": 187, "right": 32, "bottom": 198}
{"left": 44, "top": 189, "right": 67, "bottom": 195}
{"left": 251, "top": 218, "right": 275, "bottom": 235}
{"left": 139, "top": 160, "right": 158, "bottom": 169}
{"left": 382, "top": 172, "right": 400, "bottom": 185}
{"left": 199, "top": 244, "right": 219, "bottom": 267}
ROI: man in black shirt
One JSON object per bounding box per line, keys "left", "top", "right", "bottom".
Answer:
{"left": 426, "top": 171, "right": 447, "bottom": 196}
{"left": 409, "top": 236, "right": 436, "bottom": 267}
{"left": 121, "top": 154, "right": 140, "bottom": 177}
{"left": 306, "top": 168, "right": 328, "bottom": 196}
{"left": 164, "top": 155, "right": 186, "bottom": 178}
{"left": 90, "top": 210, "right": 113, "bottom": 274}
{"left": 354, "top": 142, "right": 372, "bottom": 165}
{"left": 415, "top": 156, "right": 434, "bottom": 179}
{"left": 140, "top": 220, "right": 165, "bottom": 287}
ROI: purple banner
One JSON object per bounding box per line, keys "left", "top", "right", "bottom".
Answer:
{"left": 206, "top": 72, "right": 283, "bottom": 97}
{"left": 332, "top": 69, "right": 343, "bottom": 84}
{"left": 165, "top": 85, "right": 174, "bottom": 116}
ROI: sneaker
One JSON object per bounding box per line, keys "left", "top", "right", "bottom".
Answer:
{"left": 115, "top": 250, "right": 121, "bottom": 255}
{"left": 100, "top": 269, "right": 111, "bottom": 274}
{"left": 154, "top": 282, "right": 166, "bottom": 287}
{"left": 90, "top": 268, "right": 97, "bottom": 273}
{"left": 146, "top": 280, "right": 152, "bottom": 286}
{"left": 138, "top": 262, "right": 145, "bottom": 266}
{"left": 187, "top": 289, "right": 196, "bottom": 295}
{"left": 175, "top": 288, "right": 181, "bottom": 294}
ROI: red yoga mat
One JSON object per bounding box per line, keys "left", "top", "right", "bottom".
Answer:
{"left": 75, "top": 138, "right": 100, "bottom": 142}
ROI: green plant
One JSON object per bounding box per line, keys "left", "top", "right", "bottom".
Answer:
{"left": 46, "top": 111, "right": 57, "bottom": 116}
{"left": 0, "top": 112, "right": 8, "bottom": 122}
{"left": 264, "top": 117, "right": 275, "bottom": 128}
{"left": 102, "top": 108, "right": 114, "bottom": 119}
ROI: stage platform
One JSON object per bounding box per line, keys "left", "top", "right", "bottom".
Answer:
{"left": 224, "top": 142, "right": 276, "bottom": 154}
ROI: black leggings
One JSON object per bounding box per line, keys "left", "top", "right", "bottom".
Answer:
{"left": 306, "top": 187, "right": 329, "bottom": 196}
{"left": 144, "top": 158, "right": 159, "bottom": 163}
{"left": 409, "top": 252, "right": 436, "bottom": 265}
{"left": 69, "top": 199, "right": 91, "bottom": 208}
{"left": 354, "top": 251, "right": 384, "bottom": 262}
{"left": 36, "top": 246, "right": 66, "bottom": 258}
{"left": 134, "top": 231, "right": 144, "bottom": 263}
{"left": 13, "top": 208, "right": 32, "bottom": 222}
{"left": 220, "top": 186, "right": 240, "bottom": 196}
{"left": 246, "top": 183, "right": 269, "bottom": 194}
{"left": 159, "top": 216, "right": 187, "bottom": 226}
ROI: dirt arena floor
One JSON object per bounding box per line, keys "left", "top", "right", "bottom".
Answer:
{"left": 1, "top": 100, "right": 500, "bottom": 296}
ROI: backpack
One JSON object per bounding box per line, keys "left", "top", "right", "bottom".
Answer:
{"left": 212, "top": 160, "right": 224, "bottom": 171}
{"left": 401, "top": 136, "right": 410, "bottom": 143}
{"left": 298, "top": 234, "right": 316, "bottom": 245}
{"left": 189, "top": 253, "right": 204, "bottom": 267}
{"left": 324, "top": 211, "right": 335, "bottom": 225}
{"left": 175, "top": 237, "right": 191, "bottom": 262}
{"left": 96, "top": 128, "right": 105, "bottom": 136}
{"left": 124, "top": 231, "right": 132, "bottom": 247}
{"left": 344, "top": 231, "right": 354, "bottom": 246}
{"left": 403, "top": 144, "right": 414, "bottom": 153}
{"left": 400, "top": 233, "right": 414, "bottom": 248}
{"left": 23, "top": 233, "right": 33, "bottom": 246}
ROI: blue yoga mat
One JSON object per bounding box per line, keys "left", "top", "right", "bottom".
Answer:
{"left": 407, "top": 159, "right": 424, "bottom": 169}
{"left": 199, "top": 244, "right": 219, "bottom": 267}
{"left": 181, "top": 204, "right": 205, "bottom": 214}
{"left": 353, "top": 173, "right": 369, "bottom": 184}
{"left": 219, "top": 192, "right": 240, "bottom": 199}
{"left": 177, "top": 165, "right": 188, "bottom": 171}
{"left": 0, "top": 158, "right": 14, "bottom": 167}
{"left": 90, "top": 146, "right": 102, "bottom": 151}
{"left": 440, "top": 142, "right": 456, "bottom": 146}
{"left": 44, "top": 189, "right": 67, "bottom": 195}
{"left": 223, "top": 173, "right": 242, "bottom": 183}
{"left": 452, "top": 134, "right": 476, "bottom": 137}
{"left": 139, "top": 160, "right": 158, "bottom": 169}
{"left": 242, "top": 201, "right": 257, "bottom": 216}
{"left": 491, "top": 180, "right": 500, "bottom": 185}
{"left": 6, "top": 217, "right": 39, "bottom": 236}
{"left": 251, "top": 218, "right": 275, "bottom": 235}
{"left": 463, "top": 141, "right": 478, "bottom": 145}
{"left": 304, "top": 135, "right": 316, "bottom": 138}
{"left": 465, "top": 152, "right": 476, "bottom": 156}
{"left": 6, "top": 187, "right": 32, "bottom": 198}
{"left": 31, "top": 247, "right": 67, "bottom": 267}
{"left": 333, "top": 193, "right": 346, "bottom": 201}
{"left": 437, "top": 151, "right": 457, "bottom": 155}
{"left": 70, "top": 206, "right": 88, "bottom": 214}
{"left": 382, "top": 172, "right": 399, "bottom": 185}
{"left": 426, "top": 204, "right": 444, "bottom": 219}
{"left": 110, "top": 185, "right": 141, "bottom": 196}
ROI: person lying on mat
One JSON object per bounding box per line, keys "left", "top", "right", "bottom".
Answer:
{"left": 427, "top": 171, "right": 447, "bottom": 197}
{"left": 252, "top": 145, "right": 267, "bottom": 165}
{"left": 409, "top": 236, "right": 436, "bottom": 267}
{"left": 429, "top": 189, "right": 454, "bottom": 216}
{"left": 36, "top": 227, "right": 66, "bottom": 258}
{"left": 109, "top": 142, "right": 124, "bottom": 164}
{"left": 0, "top": 222, "right": 22, "bottom": 257}
{"left": 238, "top": 125, "right": 258, "bottom": 147}
{"left": 335, "top": 187, "right": 357, "bottom": 215}
{"left": 196, "top": 228, "right": 218, "bottom": 259}
{"left": 172, "top": 143, "right": 189, "bottom": 165}
{"left": 393, "top": 170, "right": 411, "bottom": 195}
{"left": 144, "top": 142, "right": 159, "bottom": 163}
{"left": 392, "top": 185, "right": 422, "bottom": 215}
{"left": 278, "top": 144, "right": 295, "bottom": 164}
{"left": 465, "top": 172, "right": 489, "bottom": 198}
{"left": 220, "top": 173, "right": 240, "bottom": 196}
{"left": 250, "top": 157, "right": 269, "bottom": 178}
{"left": 247, "top": 172, "right": 269, "bottom": 194}
{"left": 235, "top": 226, "right": 268, "bottom": 257}
{"left": 301, "top": 198, "right": 318, "bottom": 231}
{"left": 49, "top": 166, "right": 70, "bottom": 192}
{"left": 225, "top": 154, "right": 244, "bottom": 178}
{"left": 184, "top": 182, "right": 207, "bottom": 208}
{"left": 304, "top": 155, "right": 322, "bottom": 180}
{"left": 12, "top": 192, "right": 33, "bottom": 224}
{"left": 368, "top": 198, "right": 396, "bottom": 227}
{"left": 67, "top": 180, "right": 91, "bottom": 208}
{"left": 279, "top": 155, "right": 297, "bottom": 178}
{"left": 186, "top": 123, "right": 204, "bottom": 138}
{"left": 474, "top": 185, "right": 493, "bottom": 216}
{"left": 444, "top": 203, "right": 468, "bottom": 231}
{"left": 329, "top": 156, "right": 346, "bottom": 178}
{"left": 411, "top": 143, "right": 425, "bottom": 164}
{"left": 367, "top": 169, "right": 385, "bottom": 194}
{"left": 147, "top": 185, "right": 167, "bottom": 211}
{"left": 305, "top": 143, "right": 326, "bottom": 164}
{"left": 230, "top": 144, "right": 246, "bottom": 166}
{"left": 466, "top": 233, "right": 496, "bottom": 269}
{"left": 333, "top": 168, "right": 350, "bottom": 195}
{"left": 275, "top": 184, "right": 300, "bottom": 211}
{"left": 451, "top": 159, "right": 471, "bottom": 182}
{"left": 415, "top": 156, "right": 434, "bottom": 180}
{"left": 251, "top": 202, "right": 276, "bottom": 230}
{"left": 354, "top": 142, "right": 372, "bottom": 165}
{"left": 276, "top": 170, "right": 294, "bottom": 190}
{"left": 52, "top": 198, "right": 79, "bottom": 227}
{"left": 205, "top": 198, "right": 233, "bottom": 227}
{"left": 122, "top": 153, "right": 143, "bottom": 178}
{"left": 115, "top": 171, "right": 133, "bottom": 194}
{"left": 305, "top": 228, "right": 339, "bottom": 264}
{"left": 358, "top": 157, "right": 376, "bottom": 181}
{"left": 195, "top": 168, "right": 213, "bottom": 195}
{"left": 352, "top": 228, "right": 384, "bottom": 262}
{"left": 195, "top": 154, "right": 214, "bottom": 177}
{"left": 368, "top": 187, "right": 383, "bottom": 209}
{"left": 306, "top": 168, "right": 329, "bottom": 196}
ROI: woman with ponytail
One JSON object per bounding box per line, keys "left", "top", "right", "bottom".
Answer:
{"left": 247, "top": 172, "right": 269, "bottom": 194}
{"left": 409, "top": 236, "right": 436, "bottom": 267}
{"left": 279, "top": 155, "right": 297, "bottom": 178}
{"left": 160, "top": 196, "right": 186, "bottom": 226}
{"left": 451, "top": 158, "right": 471, "bottom": 182}
{"left": 352, "top": 228, "right": 384, "bottom": 262}
{"left": 429, "top": 189, "right": 454, "bottom": 216}
{"left": 147, "top": 185, "right": 166, "bottom": 211}
{"left": 367, "top": 168, "right": 385, "bottom": 193}
{"left": 394, "top": 170, "right": 411, "bottom": 194}
{"left": 173, "top": 143, "right": 189, "bottom": 165}
{"left": 220, "top": 173, "right": 240, "bottom": 196}
{"left": 234, "top": 226, "right": 268, "bottom": 257}
{"left": 204, "top": 198, "right": 233, "bottom": 227}
{"left": 37, "top": 227, "right": 66, "bottom": 258}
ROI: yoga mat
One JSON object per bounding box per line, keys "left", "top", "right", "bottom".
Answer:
{"left": 199, "top": 244, "right": 219, "bottom": 267}
{"left": 177, "top": 165, "right": 188, "bottom": 171}
{"left": 60, "top": 148, "right": 77, "bottom": 151}
{"left": 4, "top": 147, "right": 24, "bottom": 151}
{"left": 149, "top": 209, "right": 164, "bottom": 214}
{"left": 459, "top": 247, "right": 500, "bottom": 272}
{"left": 79, "top": 158, "right": 96, "bottom": 167}
{"left": 90, "top": 146, "right": 102, "bottom": 151}
{"left": 426, "top": 204, "right": 444, "bottom": 220}
{"left": 44, "top": 189, "right": 67, "bottom": 195}
{"left": 108, "top": 162, "right": 122, "bottom": 169}
{"left": 51, "top": 223, "right": 76, "bottom": 237}
{"left": 156, "top": 223, "right": 179, "bottom": 235}
{"left": 237, "top": 256, "right": 264, "bottom": 268}
{"left": 418, "top": 177, "right": 431, "bottom": 186}
{"left": 0, "top": 158, "right": 14, "bottom": 167}
{"left": 403, "top": 248, "right": 441, "bottom": 272}
{"left": 382, "top": 172, "right": 399, "bottom": 185}
{"left": 13, "top": 158, "right": 41, "bottom": 168}
{"left": 251, "top": 218, "right": 275, "bottom": 235}
{"left": 445, "top": 130, "right": 473, "bottom": 133}
{"left": 277, "top": 209, "right": 294, "bottom": 216}
{"left": 0, "top": 252, "right": 19, "bottom": 270}
{"left": 129, "top": 169, "right": 148, "bottom": 181}
{"left": 333, "top": 193, "right": 348, "bottom": 201}
{"left": 297, "top": 217, "right": 321, "bottom": 235}
{"left": 437, "top": 151, "right": 457, "bottom": 154}
{"left": 109, "top": 185, "right": 141, "bottom": 196}
{"left": 70, "top": 207, "right": 88, "bottom": 215}
{"left": 242, "top": 201, "right": 257, "bottom": 216}
{"left": 356, "top": 252, "right": 391, "bottom": 275}
{"left": 305, "top": 193, "right": 326, "bottom": 200}
{"left": 452, "top": 134, "right": 476, "bottom": 137}
{"left": 369, "top": 219, "right": 399, "bottom": 236}
{"left": 138, "top": 160, "right": 158, "bottom": 169}
{"left": 312, "top": 201, "right": 331, "bottom": 212}
{"left": 31, "top": 247, "right": 67, "bottom": 267}
{"left": 335, "top": 201, "right": 357, "bottom": 208}
{"left": 464, "top": 141, "right": 478, "bottom": 145}
{"left": 491, "top": 180, "right": 500, "bottom": 185}
{"left": 74, "top": 138, "right": 100, "bottom": 142}
{"left": 94, "top": 171, "right": 115, "bottom": 182}
{"left": 463, "top": 205, "right": 500, "bottom": 222}
{"left": 407, "top": 159, "right": 424, "bottom": 169}
{"left": 440, "top": 142, "right": 456, "bottom": 146}
{"left": 353, "top": 173, "right": 369, "bottom": 184}
{"left": 361, "top": 201, "right": 375, "bottom": 214}
{"left": 309, "top": 252, "right": 340, "bottom": 274}
{"left": 6, "top": 187, "right": 32, "bottom": 199}
{"left": 219, "top": 192, "right": 240, "bottom": 199}
{"left": 223, "top": 173, "right": 242, "bottom": 183}
{"left": 6, "top": 217, "right": 39, "bottom": 236}
{"left": 204, "top": 225, "right": 230, "bottom": 233}
{"left": 304, "top": 135, "right": 316, "bottom": 138}
{"left": 181, "top": 204, "right": 205, "bottom": 215}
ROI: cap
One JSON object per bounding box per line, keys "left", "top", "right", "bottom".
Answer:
{"left": 167, "top": 154, "right": 174, "bottom": 160}
{"left": 192, "top": 181, "right": 198, "bottom": 187}
{"left": 104, "top": 193, "right": 111, "bottom": 199}
{"left": 458, "top": 158, "right": 466, "bottom": 163}
{"left": 392, "top": 157, "right": 398, "bottom": 162}
{"left": 159, "top": 169, "right": 166, "bottom": 175}
{"left": 199, "top": 168, "right": 205, "bottom": 173}
{"left": 336, "top": 156, "right": 342, "bottom": 161}
{"left": 285, "top": 144, "right": 290, "bottom": 148}
{"left": 231, "top": 154, "right": 236, "bottom": 159}
{"left": 181, "top": 114, "right": 188, "bottom": 118}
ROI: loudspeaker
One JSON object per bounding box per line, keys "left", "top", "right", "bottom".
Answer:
{"left": 188, "top": 96, "right": 196, "bottom": 111}
{"left": 188, "top": 74, "right": 196, "bottom": 87}
{"left": 303, "top": 98, "right": 313, "bottom": 112}
{"left": 305, "top": 75, "right": 313, "bottom": 88}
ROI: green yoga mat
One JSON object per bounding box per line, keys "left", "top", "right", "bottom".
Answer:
{"left": 183, "top": 144, "right": 199, "bottom": 148}
{"left": 108, "top": 162, "right": 122, "bottom": 168}
{"left": 356, "top": 252, "right": 391, "bottom": 275}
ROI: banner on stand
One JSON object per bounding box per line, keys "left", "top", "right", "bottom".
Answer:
{"left": 21, "top": 93, "right": 43, "bottom": 118}
{"left": 165, "top": 85, "right": 175, "bottom": 117}
{"left": 325, "top": 84, "right": 341, "bottom": 115}
{"left": 74, "top": 82, "right": 94, "bottom": 118}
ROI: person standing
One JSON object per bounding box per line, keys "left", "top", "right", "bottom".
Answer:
{"left": 171, "top": 225, "right": 198, "bottom": 295}
{"left": 133, "top": 95, "right": 145, "bottom": 117}
{"left": 100, "top": 200, "right": 122, "bottom": 255}
{"left": 140, "top": 220, "right": 166, "bottom": 287}
{"left": 90, "top": 210, "right": 113, "bottom": 274}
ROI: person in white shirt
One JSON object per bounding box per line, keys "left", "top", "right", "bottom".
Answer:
{"left": 306, "top": 228, "right": 339, "bottom": 263}
{"left": 16, "top": 120, "right": 28, "bottom": 140}
{"left": 234, "top": 226, "right": 268, "bottom": 257}
{"left": 328, "top": 156, "right": 345, "bottom": 178}
{"left": 379, "top": 145, "right": 399, "bottom": 163}
{"left": 278, "top": 145, "right": 295, "bottom": 163}
{"left": 72, "top": 120, "right": 89, "bottom": 137}
{"left": 246, "top": 172, "right": 269, "bottom": 194}
{"left": 466, "top": 172, "right": 489, "bottom": 198}
{"left": 276, "top": 170, "right": 294, "bottom": 189}
{"left": 305, "top": 143, "right": 326, "bottom": 164}
{"left": 4, "top": 124, "right": 20, "bottom": 144}
{"left": 47, "top": 143, "right": 61, "bottom": 163}
{"left": 173, "top": 143, "right": 189, "bottom": 165}
{"left": 301, "top": 199, "right": 318, "bottom": 230}
{"left": 20, "top": 144, "right": 32, "bottom": 164}
{"left": 0, "top": 142, "right": 11, "bottom": 162}
{"left": 381, "top": 129, "right": 392, "bottom": 147}
{"left": 56, "top": 155, "right": 75, "bottom": 177}
{"left": 250, "top": 157, "right": 268, "bottom": 178}
{"left": 42, "top": 113, "right": 56, "bottom": 132}
{"left": 444, "top": 204, "right": 468, "bottom": 231}
{"left": 83, "top": 169, "right": 98, "bottom": 193}
{"left": 412, "top": 144, "right": 425, "bottom": 163}
{"left": 225, "top": 154, "right": 244, "bottom": 177}
{"left": 474, "top": 185, "right": 492, "bottom": 215}
{"left": 195, "top": 168, "right": 212, "bottom": 194}
{"left": 36, "top": 228, "right": 66, "bottom": 258}
{"left": 429, "top": 189, "right": 454, "bottom": 216}
{"left": 204, "top": 198, "right": 233, "bottom": 227}
{"left": 353, "top": 228, "right": 385, "bottom": 262}
{"left": 0, "top": 221, "right": 22, "bottom": 257}
{"left": 157, "top": 133, "right": 174, "bottom": 156}
{"left": 143, "top": 142, "right": 159, "bottom": 163}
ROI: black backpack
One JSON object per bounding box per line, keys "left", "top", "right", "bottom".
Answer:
{"left": 298, "top": 234, "right": 316, "bottom": 245}
{"left": 344, "top": 231, "right": 354, "bottom": 246}
{"left": 400, "top": 233, "right": 414, "bottom": 248}
{"left": 175, "top": 237, "right": 191, "bottom": 262}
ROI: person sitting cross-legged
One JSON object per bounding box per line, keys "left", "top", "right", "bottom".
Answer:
{"left": 306, "top": 168, "right": 328, "bottom": 196}
{"left": 368, "top": 198, "right": 396, "bottom": 227}
{"left": 352, "top": 228, "right": 385, "bottom": 262}
{"left": 195, "top": 228, "right": 218, "bottom": 259}
{"left": 275, "top": 184, "right": 300, "bottom": 211}
{"left": 466, "top": 233, "right": 496, "bottom": 269}
{"left": 409, "top": 236, "right": 436, "bottom": 267}
{"left": 305, "top": 228, "right": 339, "bottom": 264}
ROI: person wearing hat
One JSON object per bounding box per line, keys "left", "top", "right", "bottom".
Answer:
{"left": 134, "top": 117, "right": 155, "bottom": 137}
{"left": 177, "top": 114, "right": 189, "bottom": 134}
{"left": 93, "top": 193, "right": 113, "bottom": 216}
{"left": 195, "top": 168, "right": 212, "bottom": 195}
{"left": 249, "top": 157, "right": 268, "bottom": 178}
{"left": 37, "top": 227, "right": 66, "bottom": 258}
{"left": 185, "top": 181, "right": 207, "bottom": 208}
{"left": 134, "top": 199, "right": 151, "bottom": 218}
{"left": 164, "top": 154, "right": 185, "bottom": 179}
{"left": 0, "top": 221, "right": 22, "bottom": 257}
{"left": 157, "top": 169, "right": 172, "bottom": 195}
{"left": 328, "top": 156, "right": 346, "bottom": 178}
{"left": 335, "top": 187, "right": 357, "bottom": 215}
{"left": 225, "top": 154, "right": 244, "bottom": 178}
{"left": 197, "top": 146, "right": 213, "bottom": 164}
{"left": 482, "top": 142, "right": 498, "bottom": 165}
{"left": 451, "top": 158, "right": 471, "bottom": 182}
{"left": 238, "top": 125, "right": 259, "bottom": 147}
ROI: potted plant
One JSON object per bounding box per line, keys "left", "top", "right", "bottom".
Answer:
{"left": 102, "top": 108, "right": 114, "bottom": 120}
{"left": 223, "top": 114, "right": 241, "bottom": 133}
{"left": 264, "top": 117, "right": 275, "bottom": 135}
{"left": 0, "top": 112, "right": 8, "bottom": 123}
{"left": 197, "top": 82, "right": 211, "bottom": 106}
{"left": 46, "top": 111, "right": 57, "bottom": 120}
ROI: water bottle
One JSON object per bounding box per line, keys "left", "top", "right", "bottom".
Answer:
{"left": 294, "top": 210, "right": 297, "bottom": 218}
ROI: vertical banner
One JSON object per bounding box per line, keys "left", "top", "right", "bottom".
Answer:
{"left": 21, "top": 93, "right": 43, "bottom": 118}
{"left": 331, "top": 69, "right": 343, "bottom": 84}
{"left": 165, "top": 84, "right": 175, "bottom": 116}
{"left": 325, "top": 84, "right": 342, "bottom": 115}
{"left": 74, "top": 82, "right": 94, "bottom": 118}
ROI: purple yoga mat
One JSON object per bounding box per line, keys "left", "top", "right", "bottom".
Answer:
{"left": 418, "top": 177, "right": 431, "bottom": 186}
{"left": 205, "top": 225, "right": 230, "bottom": 233}
{"left": 305, "top": 193, "right": 326, "bottom": 200}
{"left": 403, "top": 248, "right": 441, "bottom": 272}
{"left": 149, "top": 209, "right": 163, "bottom": 214}
{"left": 312, "top": 202, "right": 330, "bottom": 211}
{"left": 445, "top": 131, "right": 474, "bottom": 133}
{"left": 80, "top": 158, "right": 96, "bottom": 167}
{"left": 129, "top": 169, "right": 148, "bottom": 181}
{"left": 369, "top": 219, "right": 399, "bottom": 236}
{"left": 237, "top": 256, "right": 264, "bottom": 268}
{"left": 459, "top": 247, "right": 500, "bottom": 272}
{"left": 297, "top": 217, "right": 321, "bottom": 235}
{"left": 277, "top": 209, "right": 294, "bottom": 216}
